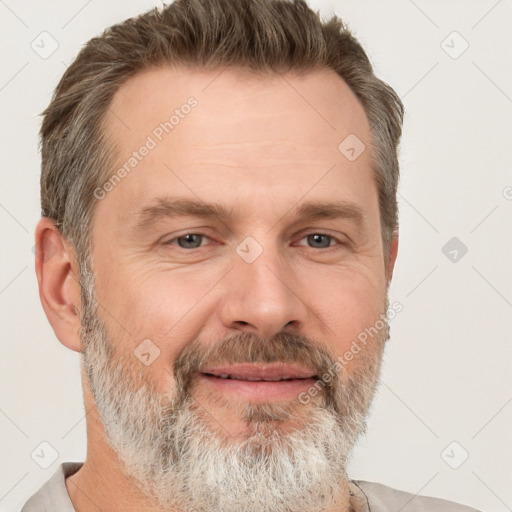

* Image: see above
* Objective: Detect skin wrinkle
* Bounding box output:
[57,67,398,512]
[35,3,406,510]
[79,263,389,511]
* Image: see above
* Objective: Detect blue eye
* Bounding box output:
[166,232,343,251]
[175,234,206,249]
[305,234,335,248]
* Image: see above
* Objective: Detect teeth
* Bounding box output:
[213,374,298,381]
[229,375,262,381]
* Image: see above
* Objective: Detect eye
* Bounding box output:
[297,233,342,249]
[168,233,208,249]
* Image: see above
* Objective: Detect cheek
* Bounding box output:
[93,266,221,382]
[304,265,387,354]
[95,260,215,331]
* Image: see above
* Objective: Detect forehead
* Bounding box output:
[99,66,375,225]
[105,65,370,151]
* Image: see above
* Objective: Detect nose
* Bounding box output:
[217,245,308,339]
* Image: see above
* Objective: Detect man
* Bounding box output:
[23,0,480,510]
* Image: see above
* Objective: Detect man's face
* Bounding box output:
[82,66,394,510]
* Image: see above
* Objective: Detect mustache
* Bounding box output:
[172,331,340,402]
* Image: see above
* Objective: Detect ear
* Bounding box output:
[386,229,399,283]
[35,217,82,352]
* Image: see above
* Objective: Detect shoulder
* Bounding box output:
[21,462,83,512]
[352,480,481,512]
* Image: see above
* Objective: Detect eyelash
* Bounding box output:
[164,232,347,250]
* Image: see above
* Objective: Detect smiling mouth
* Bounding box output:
[197,367,320,402]
[201,372,318,382]
[199,362,318,381]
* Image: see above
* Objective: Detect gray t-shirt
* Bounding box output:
[21,462,481,512]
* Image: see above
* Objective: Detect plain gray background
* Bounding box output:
[1,1,511,511]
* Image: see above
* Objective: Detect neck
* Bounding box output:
[66,404,169,512]
[66,374,169,512]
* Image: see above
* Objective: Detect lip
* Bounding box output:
[197,363,318,402]
[200,362,317,380]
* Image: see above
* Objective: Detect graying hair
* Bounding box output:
[40,0,404,282]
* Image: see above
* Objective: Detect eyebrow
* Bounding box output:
[132,196,365,234]
[133,197,233,234]
[293,201,365,227]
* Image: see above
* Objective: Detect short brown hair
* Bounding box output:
[40,0,403,270]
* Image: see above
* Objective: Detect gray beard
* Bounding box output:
[79,269,388,512]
